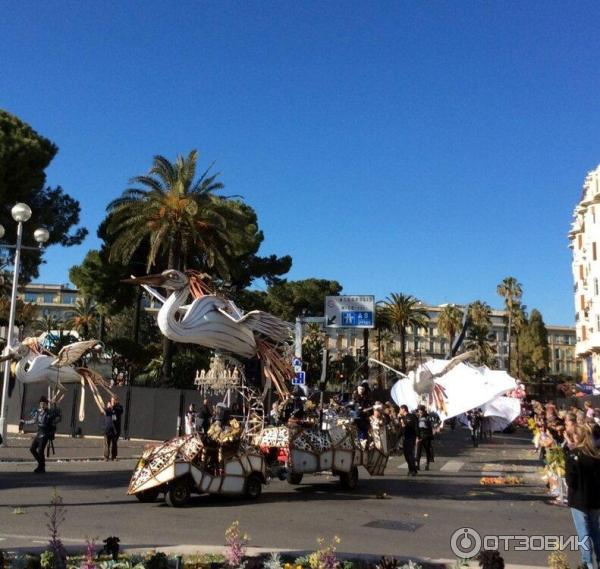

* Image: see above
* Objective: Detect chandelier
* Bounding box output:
[194,353,241,393]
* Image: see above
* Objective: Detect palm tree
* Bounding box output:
[437,304,463,356]
[381,293,429,373]
[497,277,523,373]
[66,296,98,340]
[106,150,236,272]
[511,303,527,378]
[302,323,325,385]
[35,313,62,335]
[106,151,242,382]
[466,301,495,367]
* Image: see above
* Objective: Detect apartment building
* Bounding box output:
[569,164,600,385]
[19,283,79,321]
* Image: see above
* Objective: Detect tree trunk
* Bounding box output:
[515,336,521,379]
[507,307,513,374]
[133,288,142,344]
[400,327,406,373]
[99,314,105,343]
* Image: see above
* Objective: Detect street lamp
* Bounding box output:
[0,203,50,445]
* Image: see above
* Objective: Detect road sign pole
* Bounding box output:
[294,316,303,359]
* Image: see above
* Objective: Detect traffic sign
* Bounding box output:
[292,371,306,385]
[325,295,375,329]
[292,357,302,367]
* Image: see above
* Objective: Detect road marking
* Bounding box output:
[440,460,463,472]
[482,463,502,477]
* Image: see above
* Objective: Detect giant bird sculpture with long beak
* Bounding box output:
[125,270,294,397]
[0,338,112,420]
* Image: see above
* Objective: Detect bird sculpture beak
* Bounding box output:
[121,274,167,286]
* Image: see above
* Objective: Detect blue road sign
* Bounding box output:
[341,311,373,327]
[292,357,302,367]
[292,371,306,385]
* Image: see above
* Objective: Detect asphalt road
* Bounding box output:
[0,428,577,567]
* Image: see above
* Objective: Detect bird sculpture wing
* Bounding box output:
[52,340,101,368]
[428,350,477,380]
[216,308,292,344]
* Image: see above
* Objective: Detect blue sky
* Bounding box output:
[2,1,599,325]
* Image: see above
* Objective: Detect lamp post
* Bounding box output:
[0,203,49,445]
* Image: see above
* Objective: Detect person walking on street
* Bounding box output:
[416,405,435,471]
[184,403,197,435]
[565,426,600,569]
[22,396,56,473]
[399,404,418,476]
[103,396,123,461]
[197,399,212,434]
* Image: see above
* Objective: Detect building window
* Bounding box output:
[594,242,597,261]
[581,265,585,279]
[579,234,583,249]
[594,207,597,223]
[555,348,560,359]
[581,295,586,311]
[583,327,587,341]
[597,315,600,332]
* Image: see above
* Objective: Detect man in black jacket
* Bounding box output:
[416,405,435,471]
[22,396,56,473]
[399,404,418,476]
[196,399,212,434]
[103,396,124,461]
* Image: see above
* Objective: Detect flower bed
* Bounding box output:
[0,494,442,569]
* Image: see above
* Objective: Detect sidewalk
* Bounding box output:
[0,434,156,462]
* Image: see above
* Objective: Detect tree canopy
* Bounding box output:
[518,308,549,380]
[264,279,343,321]
[0,110,87,280]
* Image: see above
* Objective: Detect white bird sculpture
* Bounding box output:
[381,351,517,420]
[126,270,294,397]
[1,338,111,419]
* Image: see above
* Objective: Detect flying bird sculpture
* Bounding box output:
[1,337,112,420]
[125,270,294,397]
[379,351,517,420]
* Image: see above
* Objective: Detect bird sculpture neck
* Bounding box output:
[159,284,193,341]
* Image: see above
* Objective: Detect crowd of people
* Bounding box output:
[529,399,600,569]
[265,381,442,475]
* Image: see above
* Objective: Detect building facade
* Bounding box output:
[318,304,578,380]
[569,164,600,385]
[19,283,79,322]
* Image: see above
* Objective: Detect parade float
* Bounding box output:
[124,270,394,504]
[128,353,269,506]
[257,406,390,489]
